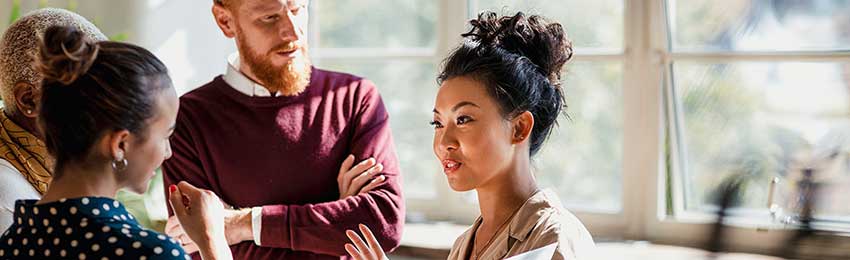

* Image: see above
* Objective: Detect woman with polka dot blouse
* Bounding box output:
[0,25,232,260]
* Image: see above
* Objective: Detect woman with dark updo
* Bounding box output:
[344,11,596,260]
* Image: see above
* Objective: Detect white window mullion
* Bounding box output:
[307,0,321,59]
[619,0,666,240]
[669,51,850,62]
[426,0,478,224]
[311,47,436,60]
[625,0,674,241]
[570,54,626,62]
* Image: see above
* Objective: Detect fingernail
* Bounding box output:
[169,185,176,193]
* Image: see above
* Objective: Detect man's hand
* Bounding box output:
[337,154,386,199]
[166,204,253,253]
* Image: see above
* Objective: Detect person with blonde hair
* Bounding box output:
[0,8,107,232]
[0,24,233,260]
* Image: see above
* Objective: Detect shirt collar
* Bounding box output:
[223,53,279,97]
[507,189,563,242]
[13,197,136,223]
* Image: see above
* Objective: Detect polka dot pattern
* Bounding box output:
[0,197,187,259]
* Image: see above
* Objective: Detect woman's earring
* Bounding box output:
[112,157,128,172]
[25,109,32,115]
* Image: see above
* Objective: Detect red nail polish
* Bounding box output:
[169,185,176,193]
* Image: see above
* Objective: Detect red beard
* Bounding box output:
[237,34,312,96]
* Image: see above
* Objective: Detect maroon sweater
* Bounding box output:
[162,68,404,259]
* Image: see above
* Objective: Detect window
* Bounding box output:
[4,0,848,255]
[666,0,850,223]
[310,0,628,216]
[310,0,441,199]
[312,2,850,248]
[472,0,625,212]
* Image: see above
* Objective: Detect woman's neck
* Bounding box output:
[475,154,539,227]
[38,163,119,204]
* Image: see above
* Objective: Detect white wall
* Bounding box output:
[1,0,237,95]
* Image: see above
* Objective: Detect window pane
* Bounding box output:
[316,59,440,198]
[675,62,850,218]
[474,0,624,50]
[315,0,437,48]
[668,0,850,52]
[537,61,623,211]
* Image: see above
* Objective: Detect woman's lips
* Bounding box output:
[442,159,462,174]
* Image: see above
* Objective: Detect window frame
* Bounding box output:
[653,0,850,255]
[308,0,850,256]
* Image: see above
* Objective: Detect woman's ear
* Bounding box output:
[13,82,39,118]
[511,111,534,144]
[105,130,131,161]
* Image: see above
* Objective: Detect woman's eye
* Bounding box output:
[429,120,443,129]
[456,116,473,125]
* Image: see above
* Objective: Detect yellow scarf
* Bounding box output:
[0,108,53,194]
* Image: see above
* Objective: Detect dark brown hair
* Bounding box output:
[36,25,170,173]
[438,11,573,156]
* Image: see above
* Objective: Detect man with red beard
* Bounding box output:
[161,0,404,259]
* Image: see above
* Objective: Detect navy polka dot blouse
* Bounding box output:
[0,197,188,259]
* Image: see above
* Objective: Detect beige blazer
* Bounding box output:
[447,189,595,260]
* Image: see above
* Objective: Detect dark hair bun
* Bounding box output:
[36,25,100,85]
[463,11,573,85]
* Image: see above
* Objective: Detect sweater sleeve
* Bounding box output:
[257,80,405,256]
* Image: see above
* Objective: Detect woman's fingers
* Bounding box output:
[177,181,202,197]
[358,224,385,259]
[177,233,191,246]
[181,241,199,254]
[345,243,365,260]
[346,229,376,259]
[168,185,187,217]
[165,215,182,234]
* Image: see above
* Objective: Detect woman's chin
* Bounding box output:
[126,183,149,195]
[447,179,475,192]
[126,187,148,195]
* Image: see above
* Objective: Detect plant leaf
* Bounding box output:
[8,0,22,25]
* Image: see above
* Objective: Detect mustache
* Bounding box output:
[269,42,303,53]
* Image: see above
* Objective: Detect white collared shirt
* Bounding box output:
[223,53,280,97]
[223,53,268,245]
[0,159,41,232]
